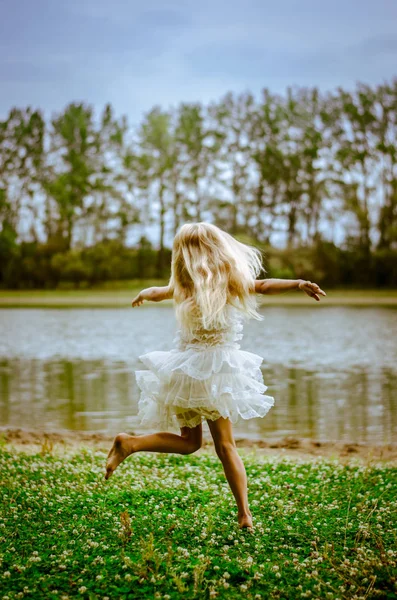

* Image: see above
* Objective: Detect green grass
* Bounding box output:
[0,288,397,308]
[0,448,396,599]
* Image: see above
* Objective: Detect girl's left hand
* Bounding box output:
[298,280,326,301]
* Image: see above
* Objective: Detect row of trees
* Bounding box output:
[1,79,396,288]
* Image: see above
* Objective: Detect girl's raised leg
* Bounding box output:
[105,424,202,480]
[207,417,253,529]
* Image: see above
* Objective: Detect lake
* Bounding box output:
[0,306,396,443]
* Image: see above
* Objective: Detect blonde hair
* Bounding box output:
[169,222,264,331]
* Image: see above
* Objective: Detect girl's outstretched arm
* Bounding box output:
[131,285,173,307]
[255,279,326,302]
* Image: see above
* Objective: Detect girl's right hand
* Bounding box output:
[131,292,144,307]
[131,285,173,307]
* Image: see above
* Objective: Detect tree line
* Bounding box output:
[1,79,396,288]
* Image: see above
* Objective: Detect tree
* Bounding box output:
[210,92,255,233]
[85,103,136,245]
[138,107,176,276]
[330,84,378,256]
[43,103,107,249]
[249,89,287,243]
[374,80,397,250]
[175,103,219,223]
[0,107,45,237]
[290,87,328,244]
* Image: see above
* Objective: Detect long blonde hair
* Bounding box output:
[169,222,264,330]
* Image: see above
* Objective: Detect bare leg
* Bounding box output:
[207,417,253,529]
[105,424,202,480]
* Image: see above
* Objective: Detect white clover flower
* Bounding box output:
[78,587,87,594]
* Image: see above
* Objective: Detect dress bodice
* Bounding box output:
[174,305,244,351]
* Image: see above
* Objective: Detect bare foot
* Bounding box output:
[238,510,253,530]
[105,433,134,480]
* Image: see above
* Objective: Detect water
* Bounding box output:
[0,307,396,443]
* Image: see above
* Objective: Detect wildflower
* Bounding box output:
[78,588,87,594]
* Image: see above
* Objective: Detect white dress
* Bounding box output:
[135,305,275,430]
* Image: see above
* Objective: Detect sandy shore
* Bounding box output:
[1,427,396,464]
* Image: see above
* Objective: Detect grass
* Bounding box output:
[0,446,396,599]
[0,287,397,308]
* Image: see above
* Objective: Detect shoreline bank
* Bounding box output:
[1,289,397,308]
[1,427,396,464]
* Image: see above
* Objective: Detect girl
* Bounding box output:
[105,222,326,529]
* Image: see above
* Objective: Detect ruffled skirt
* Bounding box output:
[135,345,275,430]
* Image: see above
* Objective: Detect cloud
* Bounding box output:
[353,34,397,56]
[0,0,396,123]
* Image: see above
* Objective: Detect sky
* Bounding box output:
[1,0,396,126]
